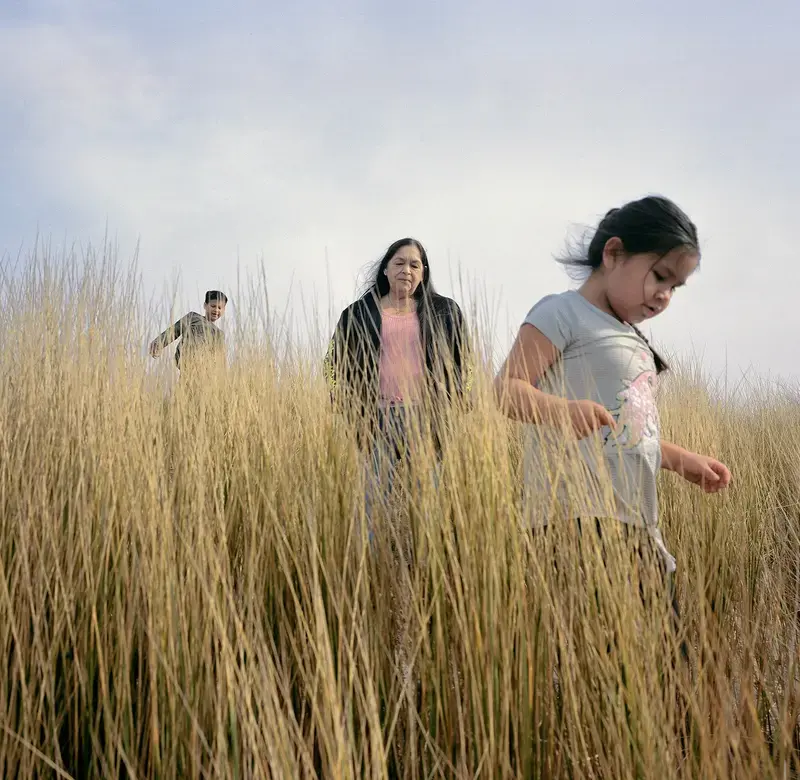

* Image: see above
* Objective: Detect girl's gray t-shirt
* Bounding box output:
[522,291,675,570]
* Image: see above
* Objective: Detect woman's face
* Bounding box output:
[384,245,425,297]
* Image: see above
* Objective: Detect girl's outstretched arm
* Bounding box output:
[660,440,732,493]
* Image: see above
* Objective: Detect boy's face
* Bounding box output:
[204,299,226,322]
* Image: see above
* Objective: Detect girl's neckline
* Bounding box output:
[567,290,662,366]
[568,290,634,331]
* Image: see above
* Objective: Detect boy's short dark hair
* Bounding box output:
[204,290,228,304]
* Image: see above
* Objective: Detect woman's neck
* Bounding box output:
[381,291,416,314]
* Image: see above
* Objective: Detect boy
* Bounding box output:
[149,290,228,371]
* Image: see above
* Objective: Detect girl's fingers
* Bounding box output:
[712,461,732,486]
[600,409,616,429]
[702,470,720,491]
[703,462,735,492]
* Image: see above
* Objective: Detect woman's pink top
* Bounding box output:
[378,312,424,404]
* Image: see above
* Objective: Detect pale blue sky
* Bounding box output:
[1,0,798,382]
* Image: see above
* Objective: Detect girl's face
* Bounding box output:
[384,245,425,298]
[605,244,698,324]
[204,299,226,322]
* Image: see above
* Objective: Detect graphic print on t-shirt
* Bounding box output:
[605,352,659,450]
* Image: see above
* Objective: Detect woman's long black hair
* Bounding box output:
[361,238,435,299]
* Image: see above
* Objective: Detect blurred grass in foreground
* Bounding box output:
[0,247,799,779]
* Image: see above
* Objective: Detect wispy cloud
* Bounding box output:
[1,1,798,380]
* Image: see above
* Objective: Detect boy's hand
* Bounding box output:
[565,399,616,439]
[678,452,732,493]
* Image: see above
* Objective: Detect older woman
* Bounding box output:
[324,238,472,532]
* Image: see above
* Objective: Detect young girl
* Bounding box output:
[494,195,731,575]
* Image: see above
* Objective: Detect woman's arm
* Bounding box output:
[448,300,474,396]
[323,310,347,404]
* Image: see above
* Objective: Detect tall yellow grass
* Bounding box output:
[1,248,799,778]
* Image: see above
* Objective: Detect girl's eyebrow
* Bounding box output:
[658,264,688,287]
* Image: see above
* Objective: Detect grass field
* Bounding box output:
[1,250,799,778]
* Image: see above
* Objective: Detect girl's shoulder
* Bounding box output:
[523,292,580,351]
[524,290,581,322]
[527,291,626,332]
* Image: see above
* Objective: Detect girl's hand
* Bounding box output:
[565,399,616,439]
[677,452,732,493]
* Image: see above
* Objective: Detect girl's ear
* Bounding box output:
[601,237,625,270]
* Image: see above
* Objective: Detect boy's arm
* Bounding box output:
[150,314,188,356]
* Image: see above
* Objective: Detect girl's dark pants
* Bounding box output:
[539,517,688,662]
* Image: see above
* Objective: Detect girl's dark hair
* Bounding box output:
[559,196,694,376]
[205,290,228,304]
[558,195,699,280]
[362,238,435,299]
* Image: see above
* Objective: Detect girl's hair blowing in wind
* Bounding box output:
[558,196,700,281]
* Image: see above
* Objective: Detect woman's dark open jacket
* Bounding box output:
[324,290,473,448]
